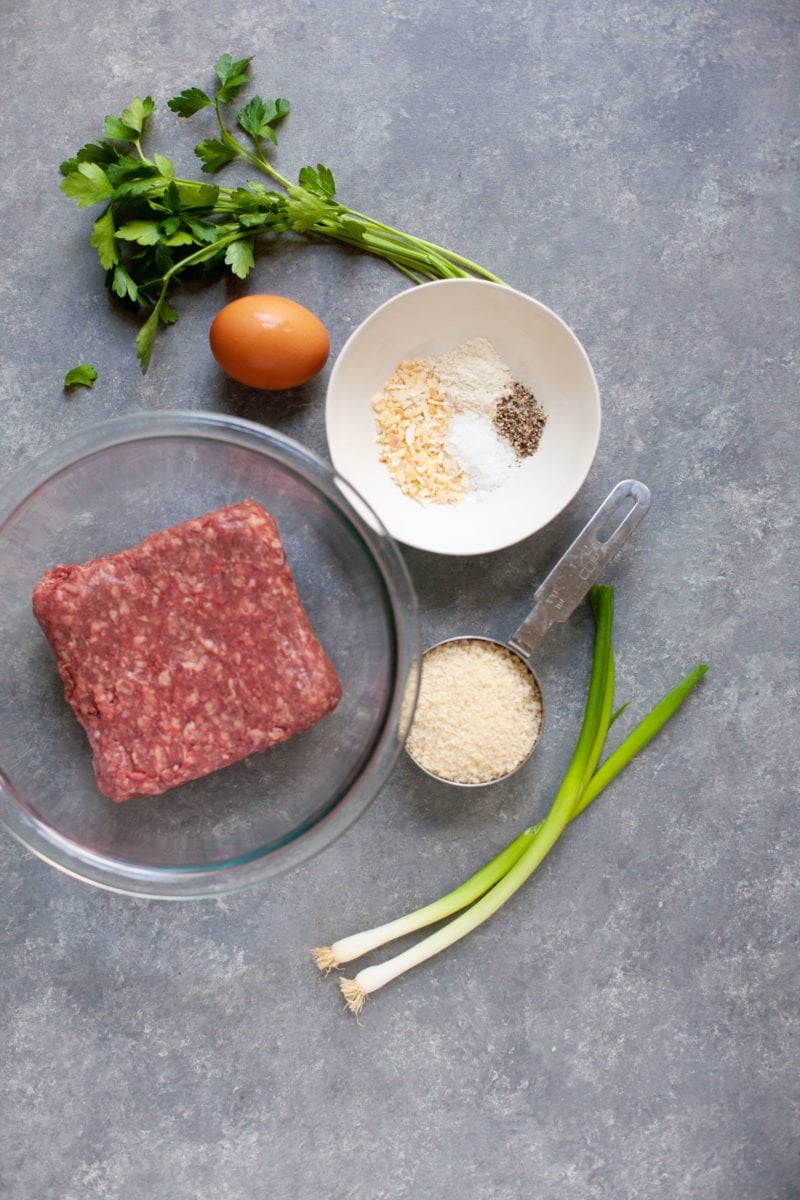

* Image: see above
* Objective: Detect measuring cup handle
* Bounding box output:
[508,480,650,662]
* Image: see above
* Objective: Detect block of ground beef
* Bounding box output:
[32,500,341,802]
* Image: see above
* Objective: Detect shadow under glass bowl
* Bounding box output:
[0,412,419,899]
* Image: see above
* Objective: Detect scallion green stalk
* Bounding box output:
[311,826,538,973]
[571,662,708,818]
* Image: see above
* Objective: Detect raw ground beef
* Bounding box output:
[32,500,341,801]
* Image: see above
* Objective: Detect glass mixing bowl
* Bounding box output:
[0,412,419,898]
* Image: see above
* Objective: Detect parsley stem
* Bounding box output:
[250,152,292,192]
[136,230,250,292]
[222,134,505,285]
[343,208,507,284]
[215,114,293,188]
[317,219,465,278]
[384,260,427,285]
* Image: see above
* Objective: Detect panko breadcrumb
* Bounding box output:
[372,358,465,505]
[406,639,543,784]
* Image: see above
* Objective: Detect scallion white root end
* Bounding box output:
[340,977,369,1016]
[311,946,340,974]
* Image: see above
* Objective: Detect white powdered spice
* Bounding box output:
[432,337,513,417]
[445,411,517,499]
[406,639,543,784]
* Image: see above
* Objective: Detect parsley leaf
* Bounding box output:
[164,230,195,246]
[104,115,137,141]
[60,162,115,207]
[60,142,119,176]
[90,208,119,268]
[115,220,162,245]
[195,138,237,173]
[154,152,175,180]
[103,97,155,142]
[183,216,220,243]
[238,209,288,230]
[297,164,336,200]
[230,183,282,208]
[224,237,255,279]
[112,264,139,302]
[121,97,155,134]
[286,182,333,232]
[237,96,290,146]
[160,300,179,325]
[168,87,212,118]
[64,364,98,389]
[175,182,220,209]
[136,303,162,373]
[213,54,253,103]
[160,181,183,214]
[152,243,175,276]
[105,157,160,188]
[113,175,167,200]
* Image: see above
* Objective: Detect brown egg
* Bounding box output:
[209,295,330,389]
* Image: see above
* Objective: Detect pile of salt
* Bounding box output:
[445,412,517,499]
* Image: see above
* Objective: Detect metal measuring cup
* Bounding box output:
[405,479,651,785]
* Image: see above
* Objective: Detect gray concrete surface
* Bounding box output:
[1,2,798,1197]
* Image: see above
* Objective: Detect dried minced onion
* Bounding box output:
[372,358,465,504]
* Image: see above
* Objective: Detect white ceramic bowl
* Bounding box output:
[325,279,601,555]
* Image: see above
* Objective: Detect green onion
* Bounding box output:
[313,587,708,1016]
[311,826,539,973]
[576,661,709,811]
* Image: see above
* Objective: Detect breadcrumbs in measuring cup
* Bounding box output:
[406,639,543,784]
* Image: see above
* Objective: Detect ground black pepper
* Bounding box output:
[494,382,547,459]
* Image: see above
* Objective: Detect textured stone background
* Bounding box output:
[1,2,797,1197]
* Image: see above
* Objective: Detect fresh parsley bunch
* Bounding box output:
[60,54,504,372]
